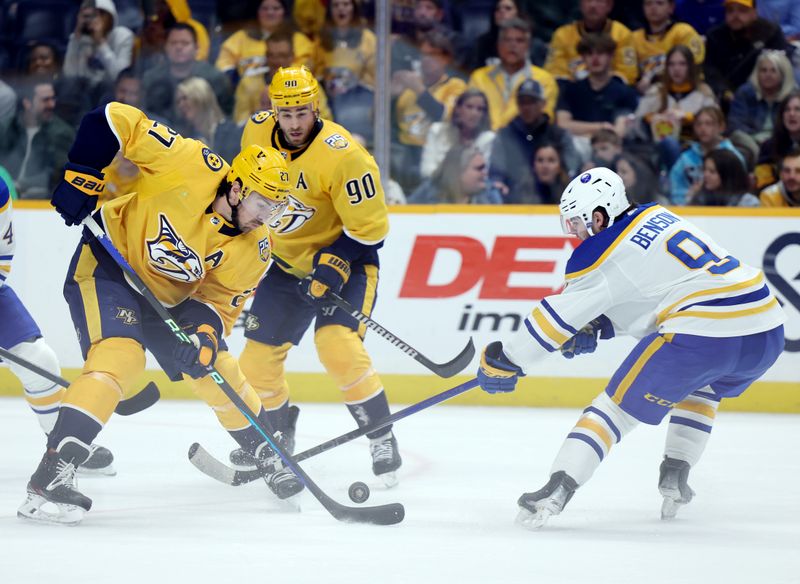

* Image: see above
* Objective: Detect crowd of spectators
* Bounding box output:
[1,0,799,208]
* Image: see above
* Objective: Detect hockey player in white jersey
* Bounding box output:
[0,174,114,474]
[476,167,786,528]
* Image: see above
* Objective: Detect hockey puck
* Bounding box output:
[348,481,370,503]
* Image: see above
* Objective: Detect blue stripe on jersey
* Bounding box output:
[679,285,770,312]
[583,406,622,442]
[0,272,6,281]
[30,406,60,415]
[565,204,656,275]
[541,299,578,334]
[567,432,605,460]
[524,318,556,352]
[0,255,13,261]
[669,416,713,433]
[0,178,9,207]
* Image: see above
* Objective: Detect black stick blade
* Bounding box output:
[421,337,476,378]
[329,503,405,526]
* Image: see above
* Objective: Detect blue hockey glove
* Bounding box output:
[51,163,105,226]
[298,248,351,307]
[174,324,219,379]
[477,341,524,394]
[561,315,615,359]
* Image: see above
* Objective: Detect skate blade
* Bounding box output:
[515,506,553,530]
[77,464,117,477]
[377,472,399,488]
[17,493,85,526]
[660,497,683,520]
[274,493,302,513]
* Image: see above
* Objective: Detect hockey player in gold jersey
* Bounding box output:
[239,65,402,486]
[18,103,301,526]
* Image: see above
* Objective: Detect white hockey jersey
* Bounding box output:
[505,204,786,373]
[0,177,13,289]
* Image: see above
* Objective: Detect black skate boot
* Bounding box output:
[369,431,402,488]
[18,439,93,526]
[516,471,579,529]
[230,405,300,468]
[255,440,304,503]
[659,456,695,520]
[77,444,116,476]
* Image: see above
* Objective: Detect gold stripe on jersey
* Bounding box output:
[661,297,779,322]
[656,273,764,324]
[241,113,389,274]
[532,307,569,346]
[101,103,271,336]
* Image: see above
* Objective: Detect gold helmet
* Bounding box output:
[228,145,290,203]
[269,65,320,110]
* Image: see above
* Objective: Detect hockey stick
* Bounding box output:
[0,345,160,416]
[270,253,475,378]
[82,215,403,525]
[189,377,480,486]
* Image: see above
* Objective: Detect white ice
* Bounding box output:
[1,397,798,584]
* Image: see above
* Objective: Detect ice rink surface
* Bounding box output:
[1,397,798,584]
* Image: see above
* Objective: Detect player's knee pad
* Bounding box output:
[315,325,382,403]
[7,337,61,394]
[9,338,64,431]
[62,337,146,425]
[190,351,262,431]
[238,340,291,409]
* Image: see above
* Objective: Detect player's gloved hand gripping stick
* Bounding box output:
[81,215,404,526]
[271,252,475,378]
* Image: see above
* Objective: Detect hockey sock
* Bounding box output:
[663,388,720,466]
[47,407,103,450]
[550,392,639,485]
[228,407,284,455]
[7,338,63,434]
[346,389,393,439]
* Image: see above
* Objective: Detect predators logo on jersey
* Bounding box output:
[324,134,349,150]
[147,214,204,282]
[270,194,315,234]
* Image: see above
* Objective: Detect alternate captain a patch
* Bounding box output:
[146,214,204,282]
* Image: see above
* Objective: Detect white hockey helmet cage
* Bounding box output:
[559,167,629,236]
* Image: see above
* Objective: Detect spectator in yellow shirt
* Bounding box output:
[632,0,705,94]
[759,148,800,207]
[469,18,558,130]
[314,0,376,89]
[546,0,638,85]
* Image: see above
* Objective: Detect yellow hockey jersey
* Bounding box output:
[241,111,388,275]
[631,22,705,83]
[395,75,466,146]
[468,64,558,130]
[546,20,638,84]
[215,30,314,79]
[100,103,272,335]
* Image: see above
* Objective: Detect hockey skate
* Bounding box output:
[77,444,116,477]
[229,405,300,469]
[369,431,402,488]
[18,440,93,526]
[658,456,695,520]
[516,471,579,530]
[255,440,304,509]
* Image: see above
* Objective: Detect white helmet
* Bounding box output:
[559,167,629,237]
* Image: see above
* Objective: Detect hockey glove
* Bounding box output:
[477,341,524,394]
[298,248,351,307]
[561,315,615,359]
[51,163,105,226]
[173,324,219,379]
